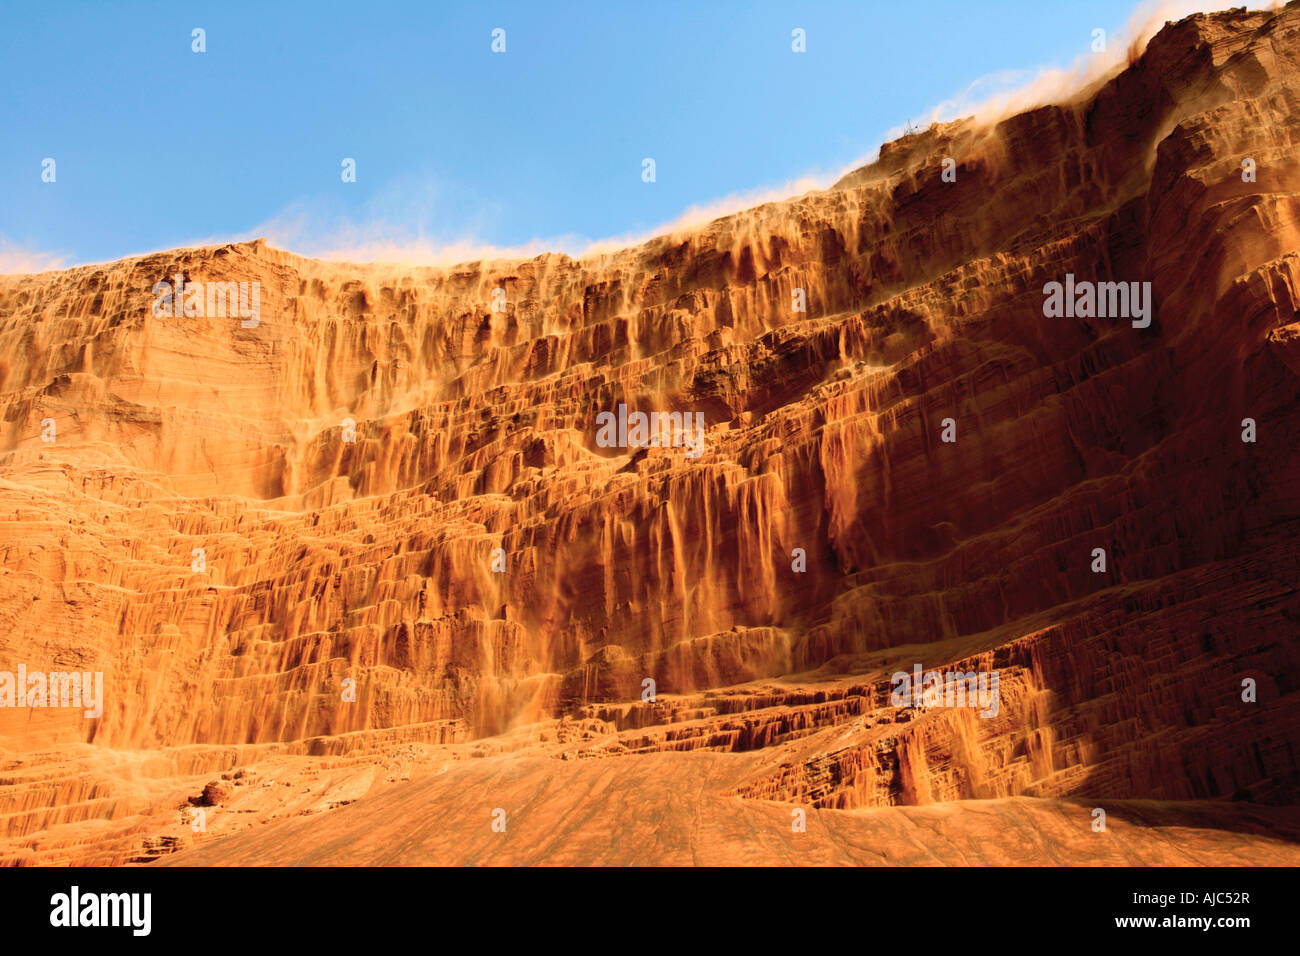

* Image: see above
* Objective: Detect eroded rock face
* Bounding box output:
[2,4,1300,866]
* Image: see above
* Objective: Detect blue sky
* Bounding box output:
[0,0,1195,268]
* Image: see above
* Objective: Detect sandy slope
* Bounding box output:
[3,4,1300,865]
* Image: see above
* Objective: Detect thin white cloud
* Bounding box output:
[0,235,69,275]
[833,0,1281,180]
[34,0,1283,272]
[271,0,1277,269]
[245,170,834,268]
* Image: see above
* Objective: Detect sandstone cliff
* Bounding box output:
[2,4,1300,865]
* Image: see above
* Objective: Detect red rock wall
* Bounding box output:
[2,3,1299,863]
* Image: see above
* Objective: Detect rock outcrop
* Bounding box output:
[2,3,1299,866]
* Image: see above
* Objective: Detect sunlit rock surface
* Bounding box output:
[3,4,1300,866]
